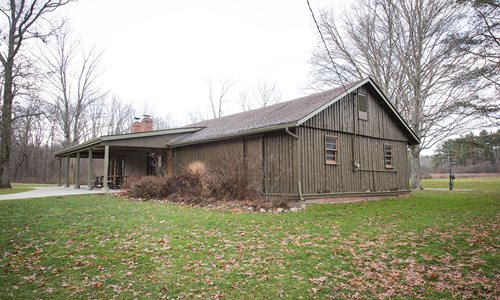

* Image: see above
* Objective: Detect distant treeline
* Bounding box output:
[431,130,500,174]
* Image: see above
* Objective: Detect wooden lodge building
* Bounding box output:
[55,78,419,199]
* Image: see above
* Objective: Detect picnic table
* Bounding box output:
[94,175,127,189]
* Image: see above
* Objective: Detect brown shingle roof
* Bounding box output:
[171,78,419,146]
[175,80,362,144]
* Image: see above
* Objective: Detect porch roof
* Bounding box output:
[54,127,202,158]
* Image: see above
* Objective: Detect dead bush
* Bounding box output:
[127,163,207,200]
[165,171,205,197]
[126,154,297,210]
[128,176,169,199]
[122,176,141,190]
[205,156,258,200]
[187,161,206,177]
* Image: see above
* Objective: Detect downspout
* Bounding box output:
[285,127,304,202]
[352,91,359,172]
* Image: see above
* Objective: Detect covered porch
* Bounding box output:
[54,128,201,190]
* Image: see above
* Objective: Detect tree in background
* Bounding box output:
[254,79,282,108]
[0,0,73,188]
[207,78,236,119]
[238,79,283,112]
[310,0,499,189]
[452,0,499,124]
[41,24,105,147]
[432,130,500,172]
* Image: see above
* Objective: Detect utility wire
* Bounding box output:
[306,0,349,95]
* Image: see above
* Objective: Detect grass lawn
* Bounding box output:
[0,179,498,299]
[422,176,500,191]
[11,183,57,188]
[0,182,56,195]
[0,187,33,195]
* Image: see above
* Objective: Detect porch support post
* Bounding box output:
[103,145,109,190]
[87,148,93,190]
[74,152,81,189]
[65,155,70,188]
[57,157,62,186]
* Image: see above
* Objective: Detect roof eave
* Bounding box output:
[168,122,298,147]
[367,79,420,144]
[54,127,205,158]
[297,78,420,145]
[101,127,203,142]
[54,138,102,157]
[296,78,372,126]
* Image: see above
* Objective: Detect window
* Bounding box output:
[358,92,368,120]
[325,136,338,164]
[384,145,393,169]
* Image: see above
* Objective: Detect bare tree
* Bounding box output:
[208,78,236,118]
[42,24,105,146]
[86,93,106,138]
[154,112,176,130]
[310,0,498,189]
[11,98,44,181]
[136,102,176,130]
[237,80,283,112]
[186,108,208,124]
[455,0,499,87]
[254,79,282,107]
[238,88,253,112]
[451,0,500,123]
[0,0,72,187]
[104,95,134,135]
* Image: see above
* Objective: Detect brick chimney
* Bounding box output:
[131,117,141,133]
[141,115,153,132]
[131,115,153,133]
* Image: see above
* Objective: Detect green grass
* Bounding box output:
[0,187,33,195]
[422,176,500,191]
[0,182,56,195]
[0,180,498,299]
[12,182,56,188]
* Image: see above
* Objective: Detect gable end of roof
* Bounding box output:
[297,78,420,145]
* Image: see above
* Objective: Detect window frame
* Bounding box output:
[358,92,368,121]
[325,135,339,165]
[384,144,393,169]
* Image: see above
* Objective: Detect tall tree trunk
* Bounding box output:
[410,144,422,190]
[0,61,14,188]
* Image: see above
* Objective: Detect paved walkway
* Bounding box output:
[423,188,474,192]
[0,186,122,201]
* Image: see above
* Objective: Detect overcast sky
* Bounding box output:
[57,0,344,125]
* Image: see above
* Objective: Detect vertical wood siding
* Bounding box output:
[304,86,408,141]
[262,133,297,194]
[173,139,244,173]
[173,133,297,195]
[299,85,410,195]
[298,128,409,194]
[171,84,412,196]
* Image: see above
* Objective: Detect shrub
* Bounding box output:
[165,171,205,197]
[187,161,206,177]
[205,156,258,200]
[128,176,169,199]
[127,163,206,199]
[127,155,286,207]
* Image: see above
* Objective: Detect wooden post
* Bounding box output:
[65,155,70,188]
[57,158,62,186]
[74,152,81,189]
[87,148,93,190]
[103,145,109,190]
